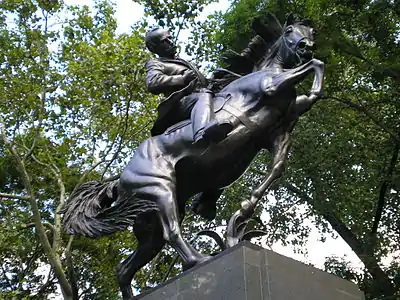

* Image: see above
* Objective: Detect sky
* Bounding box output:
[62,0,365,272]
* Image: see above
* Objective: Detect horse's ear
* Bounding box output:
[284,13,295,26]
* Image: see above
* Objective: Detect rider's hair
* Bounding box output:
[145,27,163,53]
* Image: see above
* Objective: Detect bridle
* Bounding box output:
[281,26,314,67]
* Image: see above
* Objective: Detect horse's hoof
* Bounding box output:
[240,199,252,212]
[182,255,213,271]
[309,89,326,99]
[192,135,209,147]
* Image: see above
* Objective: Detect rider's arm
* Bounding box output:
[146,59,187,95]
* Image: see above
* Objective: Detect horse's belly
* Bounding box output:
[176,137,259,192]
[210,142,259,187]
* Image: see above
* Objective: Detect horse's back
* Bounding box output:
[119,137,173,192]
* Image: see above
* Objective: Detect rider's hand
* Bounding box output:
[183,70,197,84]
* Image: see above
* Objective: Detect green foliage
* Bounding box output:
[133,0,216,39]
[188,0,400,298]
[1,0,399,299]
[1,0,156,298]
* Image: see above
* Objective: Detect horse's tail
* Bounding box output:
[62,180,158,238]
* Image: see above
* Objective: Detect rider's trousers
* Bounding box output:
[189,89,214,138]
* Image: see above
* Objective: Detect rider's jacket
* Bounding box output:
[145,57,208,136]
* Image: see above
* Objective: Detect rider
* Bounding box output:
[145,27,232,144]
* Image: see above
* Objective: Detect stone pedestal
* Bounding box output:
[137,241,364,300]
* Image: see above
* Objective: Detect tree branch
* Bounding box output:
[0,193,30,201]
[65,236,79,300]
[369,143,399,245]
[101,99,131,180]
[0,117,73,298]
[35,271,57,298]
[17,242,41,290]
[1,264,14,290]
[330,96,400,145]
[334,42,400,82]
[285,183,395,295]
[48,162,66,251]
[102,174,120,182]
[22,222,56,234]
[70,128,122,195]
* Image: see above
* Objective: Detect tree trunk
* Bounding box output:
[285,184,395,297]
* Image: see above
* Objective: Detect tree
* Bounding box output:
[2,0,399,299]
[0,0,155,298]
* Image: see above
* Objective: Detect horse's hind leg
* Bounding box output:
[117,219,165,300]
[120,158,210,273]
[152,181,211,267]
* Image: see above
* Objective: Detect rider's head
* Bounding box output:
[145,28,177,58]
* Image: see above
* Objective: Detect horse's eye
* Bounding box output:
[285,26,293,33]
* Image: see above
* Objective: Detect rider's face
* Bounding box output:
[156,30,177,58]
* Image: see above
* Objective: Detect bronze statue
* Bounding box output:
[62,13,324,299]
[145,28,233,145]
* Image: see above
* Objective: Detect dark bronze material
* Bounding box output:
[62,13,324,299]
[145,28,233,144]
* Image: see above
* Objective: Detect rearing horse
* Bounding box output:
[62,15,324,299]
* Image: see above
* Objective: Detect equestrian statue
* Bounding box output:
[62,13,325,299]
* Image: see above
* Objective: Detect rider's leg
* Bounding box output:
[191,89,233,144]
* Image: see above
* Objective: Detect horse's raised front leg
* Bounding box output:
[263,58,324,96]
[295,93,321,116]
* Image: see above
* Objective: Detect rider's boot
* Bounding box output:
[191,89,233,145]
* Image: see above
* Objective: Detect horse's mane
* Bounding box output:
[255,36,283,71]
[227,13,284,74]
[209,13,283,91]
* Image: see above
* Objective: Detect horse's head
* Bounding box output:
[280,14,315,68]
[256,14,316,70]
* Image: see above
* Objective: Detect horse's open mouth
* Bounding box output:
[298,50,314,62]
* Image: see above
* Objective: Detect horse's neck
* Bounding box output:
[266,45,297,70]
[259,54,286,72]
[266,55,284,70]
